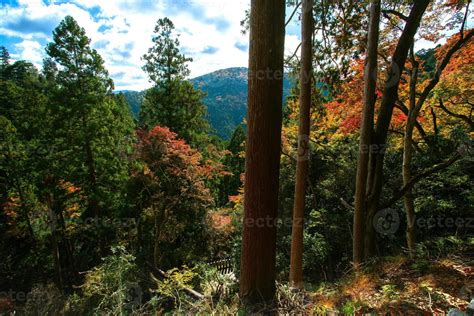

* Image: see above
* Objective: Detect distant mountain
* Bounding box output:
[115,90,144,117]
[118,67,293,139]
[190,67,292,139]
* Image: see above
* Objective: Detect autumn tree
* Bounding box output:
[239,0,286,306]
[131,126,213,267]
[401,18,473,256]
[356,0,431,260]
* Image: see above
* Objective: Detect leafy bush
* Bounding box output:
[78,246,141,315]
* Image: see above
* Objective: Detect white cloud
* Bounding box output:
[1,0,304,90]
[14,40,43,65]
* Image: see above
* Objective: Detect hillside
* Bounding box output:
[191,67,292,138]
[115,90,144,117]
[120,67,292,139]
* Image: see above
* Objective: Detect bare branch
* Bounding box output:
[382,9,409,21]
[285,41,302,63]
[381,151,462,209]
[286,1,302,27]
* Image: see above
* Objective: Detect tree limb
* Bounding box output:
[381,151,462,209]
[438,98,474,131]
[395,100,427,138]
[286,42,302,63]
[382,9,409,21]
[286,1,302,27]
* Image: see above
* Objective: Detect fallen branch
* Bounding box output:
[146,262,204,300]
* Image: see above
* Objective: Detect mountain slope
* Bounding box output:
[116,90,144,117]
[119,67,293,139]
[190,67,292,139]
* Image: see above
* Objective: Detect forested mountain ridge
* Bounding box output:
[120,67,292,138]
[191,67,292,138]
[115,90,144,117]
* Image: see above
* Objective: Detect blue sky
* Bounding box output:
[0,0,302,90]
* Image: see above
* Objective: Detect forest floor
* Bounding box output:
[304,243,474,315]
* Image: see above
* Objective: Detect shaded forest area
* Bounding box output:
[0,0,473,314]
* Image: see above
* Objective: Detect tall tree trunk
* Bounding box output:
[403,47,419,258]
[154,206,167,267]
[363,0,430,260]
[289,0,313,286]
[353,0,380,268]
[44,184,63,290]
[15,181,35,243]
[57,208,78,284]
[239,0,285,306]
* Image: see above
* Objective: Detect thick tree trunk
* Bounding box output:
[353,0,380,268]
[289,0,313,287]
[363,0,430,260]
[239,0,285,306]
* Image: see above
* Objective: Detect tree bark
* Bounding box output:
[353,0,380,268]
[363,0,430,260]
[403,47,419,257]
[239,0,285,306]
[44,183,63,290]
[289,0,313,286]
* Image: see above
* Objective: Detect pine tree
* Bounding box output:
[0,46,9,69]
[45,15,133,223]
[219,124,245,205]
[140,17,209,146]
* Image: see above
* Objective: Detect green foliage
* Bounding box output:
[195,264,237,300]
[0,46,10,69]
[341,300,359,315]
[140,18,209,147]
[381,284,399,300]
[140,81,209,147]
[190,67,291,139]
[142,17,191,84]
[119,90,144,117]
[152,266,196,307]
[45,15,134,219]
[218,124,245,205]
[1,5,473,315]
[23,283,65,315]
[79,246,141,315]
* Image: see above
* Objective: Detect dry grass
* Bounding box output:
[309,253,473,314]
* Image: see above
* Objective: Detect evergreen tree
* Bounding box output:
[140,18,209,146]
[219,124,245,205]
[45,15,134,225]
[0,46,10,80]
[0,46,9,68]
